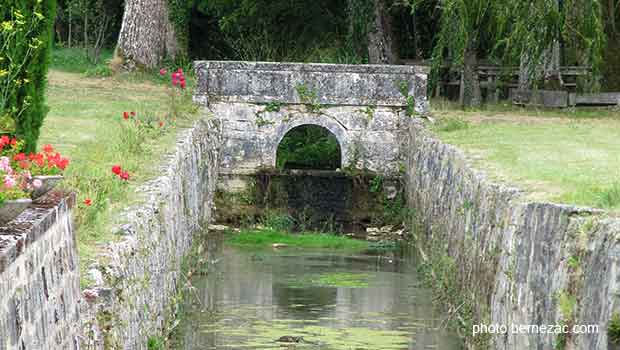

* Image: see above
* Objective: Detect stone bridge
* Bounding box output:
[194,61,429,186]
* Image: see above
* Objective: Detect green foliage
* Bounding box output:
[417,232,491,349]
[1,0,57,152]
[295,83,323,113]
[56,0,123,63]
[378,192,411,226]
[409,0,496,89]
[261,210,295,232]
[397,80,417,116]
[369,175,383,193]
[567,255,580,270]
[147,336,165,350]
[344,0,374,62]
[51,47,114,73]
[264,102,281,113]
[361,105,376,122]
[195,0,350,62]
[557,291,576,321]
[167,0,194,56]
[276,125,341,170]
[494,0,605,89]
[608,313,620,344]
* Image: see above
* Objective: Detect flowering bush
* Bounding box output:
[0,136,22,158]
[159,67,197,121]
[0,156,40,205]
[171,68,186,89]
[13,143,69,176]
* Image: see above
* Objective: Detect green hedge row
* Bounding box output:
[1,0,57,152]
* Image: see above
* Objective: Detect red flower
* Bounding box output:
[123,112,130,120]
[10,138,16,146]
[159,68,167,76]
[13,153,26,161]
[43,144,54,153]
[34,153,44,167]
[18,160,30,169]
[112,165,122,175]
[130,111,136,116]
[119,171,130,181]
[159,121,164,127]
[57,158,70,170]
[84,198,92,206]
[177,68,183,74]
[180,80,186,89]
[0,136,9,145]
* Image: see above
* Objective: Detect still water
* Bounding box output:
[173,236,462,350]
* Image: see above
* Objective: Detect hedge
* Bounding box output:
[1,0,57,152]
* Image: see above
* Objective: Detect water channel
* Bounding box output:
[173,234,462,350]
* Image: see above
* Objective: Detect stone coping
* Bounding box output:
[194,60,430,108]
[0,191,75,274]
[195,60,430,75]
[221,169,403,179]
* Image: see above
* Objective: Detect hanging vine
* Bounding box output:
[345,0,375,62]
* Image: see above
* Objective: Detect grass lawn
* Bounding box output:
[431,100,620,210]
[41,63,197,284]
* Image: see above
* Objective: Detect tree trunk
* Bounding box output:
[116,0,179,70]
[68,5,72,48]
[609,0,616,34]
[83,4,88,48]
[367,0,398,64]
[461,48,481,107]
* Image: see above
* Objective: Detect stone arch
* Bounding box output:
[268,116,351,169]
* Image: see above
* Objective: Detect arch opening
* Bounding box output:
[275,125,342,170]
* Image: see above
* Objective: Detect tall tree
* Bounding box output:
[496,0,605,90]
[367,0,398,64]
[410,0,497,107]
[115,0,181,69]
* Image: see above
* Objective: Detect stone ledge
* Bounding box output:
[0,191,76,275]
[195,60,430,74]
[194,60,429,109]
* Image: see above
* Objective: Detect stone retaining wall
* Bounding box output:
[405,122,620,350]
[0,192,79,350]
[80,118,221,349]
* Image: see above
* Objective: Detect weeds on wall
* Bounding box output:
[415,230,492,349]
[608,313,620,344]
[397,80,417,117]
[295,83,324,114]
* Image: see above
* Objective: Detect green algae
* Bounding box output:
[201,319,412,349]
[226,228,369,250]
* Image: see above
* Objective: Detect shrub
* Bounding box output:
[261,210,295,232]
[1,0,57,152]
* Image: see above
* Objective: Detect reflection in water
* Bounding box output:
[174,236,462,350]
